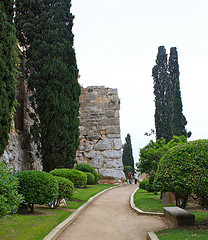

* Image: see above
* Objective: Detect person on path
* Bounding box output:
[126,172,133,184]
[134,171,139,184]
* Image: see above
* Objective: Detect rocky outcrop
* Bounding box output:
[76,86,125,183]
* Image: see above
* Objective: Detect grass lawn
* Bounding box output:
[134,188,208,239]
[0,184,115,240]
[134,188,175,213]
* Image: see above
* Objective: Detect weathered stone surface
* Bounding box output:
[76,86,125,183]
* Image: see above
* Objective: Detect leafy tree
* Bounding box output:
[15,0,81,171]
[154,140,208,209]
[0,162,23,217]
[122,133,134,171]
[137,135,187,175]
[15,170,58,212]
[152,46,172,142]
[0,1,18,156]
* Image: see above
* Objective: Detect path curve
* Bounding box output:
[57,184,170,240]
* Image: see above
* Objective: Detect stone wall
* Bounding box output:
[0,73,42,173]
[76,86,125,183]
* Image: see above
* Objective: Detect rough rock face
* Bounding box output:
[76,86,125,183]
[0,75,42,173]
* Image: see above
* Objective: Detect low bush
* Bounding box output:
[139,179,149,191]
[50,168,87,187]
[85,172,95,185]
[48,176,74,208]
[75,163,99,184]
[15,170,58,212]
[0,162,23,217]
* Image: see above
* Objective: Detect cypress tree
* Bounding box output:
[15,0,81,171]
[168,47,187,137]
[152,46,172,142]
[0,1,17,156]
[122,134,134,171]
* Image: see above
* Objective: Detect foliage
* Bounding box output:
[15,0,81,171]
[122,133,134,171]
[139,179,149,191]
[75,163,99,184]
[123,166,133,176]
[84,172,95,185]
[48,176,74,208]
[137,135,187,174]
[152,46,188,142]
[0,1,18,156]
[15,170,58,212]
[169,47,189,138]
[154,140,208,209]
[152,46,172,142]
[50,168,87,188]
[0,162,23,217]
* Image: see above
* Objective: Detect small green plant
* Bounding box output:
[75,163,99,184]
[50,168,87,187]
[0,162,23,217]
[15,170,58,212]
[85,172,95,185]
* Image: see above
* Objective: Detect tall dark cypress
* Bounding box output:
[15,0,81,171]
[122,134,134,171]
[169,47,187,137]
[152,46,172,142]
[0,1,17,156]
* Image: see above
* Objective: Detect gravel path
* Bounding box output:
[58,184,170,240]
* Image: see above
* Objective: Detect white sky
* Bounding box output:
[71,0,208,163]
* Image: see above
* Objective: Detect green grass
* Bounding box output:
[0,184,115,240]
[134,188,208,239]
[134,188,175,213]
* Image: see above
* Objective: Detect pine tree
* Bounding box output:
[15,0,81,171]
[168,47,188,137]
[152,46,172,142]
[0,1,17,156]
[122,134,134,171]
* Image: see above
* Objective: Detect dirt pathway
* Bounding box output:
[58,184,170,240]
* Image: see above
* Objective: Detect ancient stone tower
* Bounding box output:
[76,86,125,183]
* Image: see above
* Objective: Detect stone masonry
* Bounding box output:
[76,86,126,183]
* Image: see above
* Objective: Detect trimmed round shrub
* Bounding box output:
[139,179,149,191]
[0,162,23,217]
[75,163,99,184]
[15,170,58,212]
[50,168,87,187]
[85,172,95,185]
[54,176,74,200]
[48,176,74,209]
[154,139,208,208]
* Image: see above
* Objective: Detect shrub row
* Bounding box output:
[75,163,100,184]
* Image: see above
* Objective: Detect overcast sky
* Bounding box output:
[71,0,208,163]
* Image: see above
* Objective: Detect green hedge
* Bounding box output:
[0,162,23,217]
[85,172,95,185]
[15,170,58,212]
[75,163,99,184]
[54,176,74,200]
[50,169,87,187]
